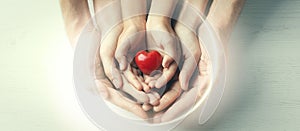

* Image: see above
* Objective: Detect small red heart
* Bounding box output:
[135,50,163,75]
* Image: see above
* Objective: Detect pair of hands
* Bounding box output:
[60,0,244,122]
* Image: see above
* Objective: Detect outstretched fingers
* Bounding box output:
[155,60,177,89]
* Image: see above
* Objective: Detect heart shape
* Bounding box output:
[135,50,163,75]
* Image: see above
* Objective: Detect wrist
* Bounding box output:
[146,15,172,31]
[147,15,170,25]
[123,15,146,29]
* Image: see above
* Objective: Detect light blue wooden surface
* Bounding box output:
[0,0,299,131]
[176,0,300,130]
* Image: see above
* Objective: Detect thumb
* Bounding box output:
[162,55,173,68]
[115,42,130,71]
[179,56,198,91]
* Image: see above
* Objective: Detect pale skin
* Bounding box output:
[60,0,149,119]
[60,0,245,122]
[159,0,245,121]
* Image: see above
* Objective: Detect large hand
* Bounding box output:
[60,0,149,119]
[175,23,201,91]
[95,48,148,119]
[115,17,147,91]
[174,0,209,91]
[114,0,148,91]
[149,0,207,113]
[159,43,211,122]
[156,0,245,122]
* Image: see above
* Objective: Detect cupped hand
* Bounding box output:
[175,22,201,91]
[60,0,150,119]
[159,42,211,122]
[95,47,148,119]
[155,0,245,122]
[115,16,147,91]
[145,16,181,90]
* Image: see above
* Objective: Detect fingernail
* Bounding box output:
[113,79,121,89]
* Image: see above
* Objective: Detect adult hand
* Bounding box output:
[156,0,245,122]
[145,16,181,90]
[115,0,148,91]
[95,0,124,89]
[143,0,181,90]
[95,47,148,119]
[148,0,207,113]
[60,0,149,118]
[159,43,211,122]
[174,0,208,91]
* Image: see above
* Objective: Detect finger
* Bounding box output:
[115,37,131,70]
[162,55,173,68]
[142,103,152,111]
[107,87,148,119]
[121,75,149,103]
[162,36,181,64]
[155,62,177,89]
[143,82,151,93]
[132,68,141,76]
[136,75,151,93]
[179,56,198,91]
[153,81,182,112]
[148,81,156,89]
[161,87,198,122]
[147,92,160,106]
[100,25,123,89]
[144,73,161,84]
[123,65,143,90]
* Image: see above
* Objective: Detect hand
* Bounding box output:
[174,0,209,91]
[114,0,148,91]
[156,0,245,122]
[115,17,147,91]
[145,16,181,90]
[95,1,124,89]
[159,43,211,122]
[95,47,148,119]
[60,0,149,119]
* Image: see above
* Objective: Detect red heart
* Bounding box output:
[135,50,163,75]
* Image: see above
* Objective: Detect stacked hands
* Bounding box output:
[96,0,205,122]
[60,0,244,123]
